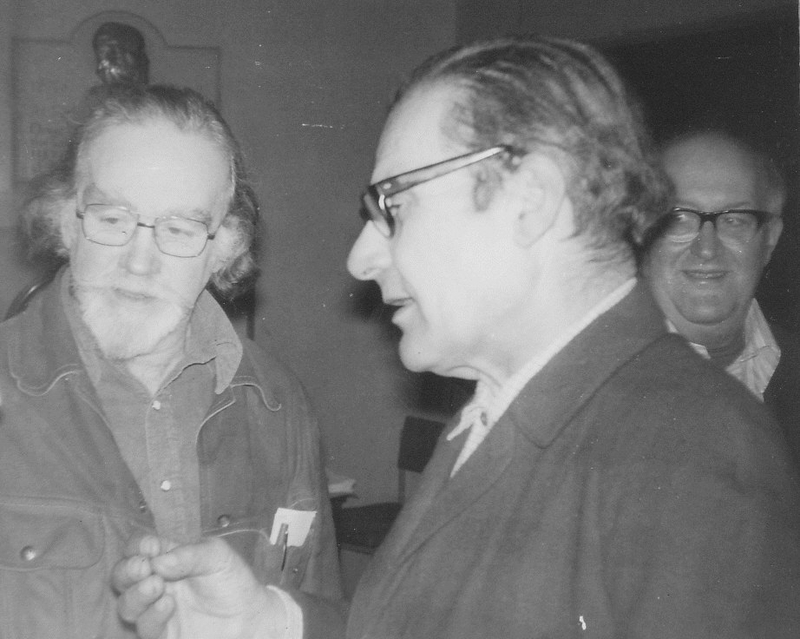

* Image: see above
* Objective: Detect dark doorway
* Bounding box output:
[604,6,800,329]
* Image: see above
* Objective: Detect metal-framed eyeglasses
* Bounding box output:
[660,206,776,246]
[76,204,217,258]
[360,145,515,238]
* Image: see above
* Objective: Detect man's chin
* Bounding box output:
[398,333,442,374]
[77,287,188,360]
[675,299,739,327]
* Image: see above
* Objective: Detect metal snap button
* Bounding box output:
[20,546,37,561]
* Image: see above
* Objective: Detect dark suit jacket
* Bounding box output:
[764,322,800,471]
[347,283,800,639]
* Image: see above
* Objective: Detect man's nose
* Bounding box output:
[690,220,722,259]
[121,224,161,274]
[347,222,391,281]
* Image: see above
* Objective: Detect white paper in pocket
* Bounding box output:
[269,508,316,547]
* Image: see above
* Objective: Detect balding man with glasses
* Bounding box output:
[642,129,800,468]
[0,85,342,638]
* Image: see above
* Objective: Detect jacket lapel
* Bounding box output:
[388,417,516,564]
[386,282,670,564]
[509,282,670,448]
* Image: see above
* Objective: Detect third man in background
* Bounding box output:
[643,130,800,466]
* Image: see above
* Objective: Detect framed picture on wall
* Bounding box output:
[13,10,221,185]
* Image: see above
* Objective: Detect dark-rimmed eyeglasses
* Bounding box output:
[660,207,776,246]
[360,145,515,238]
[76,204,216,258]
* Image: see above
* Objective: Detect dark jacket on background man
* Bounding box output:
[765,322,800,470]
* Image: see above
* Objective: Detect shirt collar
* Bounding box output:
[739,300,780,362]
[666,299,780,399]
[185,292,243,394]
[448,277,637,443]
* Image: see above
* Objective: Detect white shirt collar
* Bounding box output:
[666,299,780,400]
[448,278,637,475]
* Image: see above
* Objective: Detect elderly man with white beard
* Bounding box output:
[0,85,342,639]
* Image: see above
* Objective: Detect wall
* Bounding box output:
[0,0,794,509]
[1,0,456,505]
[457,0,795,44]
[234,2,459,504]
[0,0,36,314]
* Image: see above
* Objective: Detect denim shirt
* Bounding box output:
[0,270,342,638]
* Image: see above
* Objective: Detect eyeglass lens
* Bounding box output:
[359,146,512,239]
[80,205,212,257]
[664,209,764,245]
[360,189,393,238]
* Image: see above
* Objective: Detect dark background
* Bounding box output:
[605,6,799,330]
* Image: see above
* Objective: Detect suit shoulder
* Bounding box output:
[602,334,792,474]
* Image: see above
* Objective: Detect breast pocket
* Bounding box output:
[205,512,314,590]
[0,497,115,639]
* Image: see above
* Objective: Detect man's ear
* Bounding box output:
[508,152,568,248]
[59,199,80,251]
[209,223,243,274]
[763,216,783,265]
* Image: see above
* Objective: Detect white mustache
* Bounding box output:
[76,280,186,309]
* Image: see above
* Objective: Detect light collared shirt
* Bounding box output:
[667,300,780,401]
[448,278,637,475]
[63,272,243,542]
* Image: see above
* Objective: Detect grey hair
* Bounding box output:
[660,128,787,215]
[392,36,672,264]
[21,84,259,298]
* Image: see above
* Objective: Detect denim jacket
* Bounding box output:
[0,274,341,638]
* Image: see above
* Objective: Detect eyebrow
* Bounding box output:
[80,183,128,207]
[674,200,757,211]
[176,209,214,224]
[81,183,214,223]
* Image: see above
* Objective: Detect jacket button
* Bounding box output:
[20,546,37,561]
[217,514,231,528]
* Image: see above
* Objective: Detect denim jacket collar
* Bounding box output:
[7,267,279,410]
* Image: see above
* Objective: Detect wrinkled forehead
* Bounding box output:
[662,136,768,209]
[373,83,467,181]
[75,120,233,219]
[78,118,233,188]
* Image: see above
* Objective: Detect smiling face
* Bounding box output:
[64,119,233,360]
[347,83,539,382]
[643,133,783,349]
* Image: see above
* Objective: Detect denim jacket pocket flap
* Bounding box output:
[0,498,104,570]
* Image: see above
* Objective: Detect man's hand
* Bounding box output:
[113,534,289,639]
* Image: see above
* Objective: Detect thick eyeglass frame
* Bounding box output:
[661,206,776,245]
[360,145,516,238]
[76,204,217,258]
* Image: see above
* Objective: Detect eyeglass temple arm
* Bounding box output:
[376,145,512,198]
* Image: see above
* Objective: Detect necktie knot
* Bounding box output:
[447,385,491,441]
